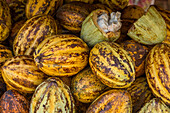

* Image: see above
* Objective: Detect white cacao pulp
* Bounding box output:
[97,12,122,33]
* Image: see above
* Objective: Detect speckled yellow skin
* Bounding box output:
[34,34,89,77]
[13,15,58,56]
[138,98,170,113]
[145,43,170,105]
[30,77,76,113]
[0,0,12,41]
[71,67,106,103]
[86,89,132,113]
[89,41,135,88]
[99,0,129,11]
[26,0,63,19]
[127,77,153,113]
[1,55,47,94]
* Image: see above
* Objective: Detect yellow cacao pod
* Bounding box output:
[34,34,89,77]
[64,0,94,4]
[30,77,76,113]
[86,89,132,113]
[89,41,135,88]
[1,55,47,94]
[145,43,170,105]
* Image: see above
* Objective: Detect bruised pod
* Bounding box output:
[1,55,47,94]
[89,41,135,88]
[86,89,132,113]
[34,34,89,77]
[145,43,170,105]
[0,90,29,113]
[13,15,58,56]
[30,77,76,113]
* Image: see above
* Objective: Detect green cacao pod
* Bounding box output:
[13,15,58,56]
[34,34,89,77]
[56,2,89,33]
[71,67,107,103]
[26,0,63,19]
[86,89,132,113]
[145,43,170,105]
[0,90,29,113]
[1,55,47,94]
[0,44,13,68]
[121,40,149,77]
[30,77,76,113]
[99,0,129,11]
[128,6,167,45]
[81,9,121,47]
[9,1,26,23]
[138,98,170,113]
[0,0,12,41]
[127,77,153,113]
[89,41,135,88]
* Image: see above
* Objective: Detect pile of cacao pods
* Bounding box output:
[0,0,170,112]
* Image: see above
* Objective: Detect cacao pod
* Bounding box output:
[145,43,170,105]
[138,98,170,113]
[29,77,76,113]
[0,90,29,113]
[71,67,107,103]
[89,41,135,88]
[0,0,12,41]
[64,0,94,4]
[1,55,47,94]
[26,0,63,19]
[86,89,132,113]
[13,15,58,56]
[34,34,89,77]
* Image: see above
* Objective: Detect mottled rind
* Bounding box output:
[127,6,167,45]
[138,98,170,113]
[99,0,129,11]
[34,34,89,76]
[30,77,76,113]
[26,0,63,19]
[127,77,153,113]
[89,41,135,88]
[64,0,94,4]
[145,43,170,105]
[0,0,12,41]
[121,40,149,77]
[0,90,29,113]
[56,3,89,33]
[81,9,120,47]
[0,44,13,67]
[86,89,132,113]
[71,67,106,103]
[13,15,58,56]
[1,55,47,94]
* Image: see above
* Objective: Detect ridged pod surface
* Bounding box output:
[26,0,63,19]
[30,77,76,113]
[9,1,26,23]
[86,89,132,113]
[89,41,135,88]
[99,0,129,11]
[90,3,113,13]
[13,15,58,56]
[0,0,12,41]
[56,3,89,33]
[71,67,106,103]
[121,40,149,77]
[0,90,29,113]
[1,55,47,94]
[138,98,170,113]
[0,44,13,67]
[128,6,167,45]
[64,0,94,4]
[145,43,170,105]
[34,34,89,76]
[127,77,153,113]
